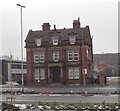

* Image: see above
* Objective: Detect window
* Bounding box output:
[68,50,79,61]
[34,53,39,63]
[68,50,73,61]
[34,52,44,63]
[69,36,76,44]
[68,68,74,79]
[68,67,79,79]
[17,65,21,69]
[34,68,45,80]
[40,68,45,80]
[53,36,58,45]
[39,52,44,63]
[36,38,41,46]
[53,51,59,62]
[23,65,26,69]
[11,64,16,69]
[74,50,79,61]
[34,69,39,80]
[74,67,79,79]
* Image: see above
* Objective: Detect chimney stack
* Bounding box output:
[42,23,50,31]
[73,17,81,29]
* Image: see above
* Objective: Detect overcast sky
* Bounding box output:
[0,0,118,60]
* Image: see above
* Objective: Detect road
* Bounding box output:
[0,84,119,104]
[1,94,119,104]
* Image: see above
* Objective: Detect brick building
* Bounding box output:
[25,18,93,85]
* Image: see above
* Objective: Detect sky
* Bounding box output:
[0,0,119,60]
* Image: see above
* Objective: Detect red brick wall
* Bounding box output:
[26,49,33,85]
[26,41,93,85]
[47,49,52,61]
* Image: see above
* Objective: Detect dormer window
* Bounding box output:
[69,36,76,44]
[36,38,41,46]
[53,36,58,45]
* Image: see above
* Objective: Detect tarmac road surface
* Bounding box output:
[1,93,119,104]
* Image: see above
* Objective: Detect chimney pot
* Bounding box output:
[54,25,56,30]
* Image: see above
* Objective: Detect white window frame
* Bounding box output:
[53,37,58,45]
[34,68,45,80]
[39,52,44,63]
[34,69,39,80]
[68,67,79,79]
[74,67,79,79]
[68,50,79,61]
[68,68,74,79]
[34,52,44,64]
[69,36,76,44]
[74,50,79,61]
[40,68,45,80]
[36,38,41,46]
[34,53,39,63]
[68,50,73,61]
[53,51,59,62]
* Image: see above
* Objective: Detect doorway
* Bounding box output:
[51,66,61,83]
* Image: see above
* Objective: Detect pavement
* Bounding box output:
[0,83,119,94]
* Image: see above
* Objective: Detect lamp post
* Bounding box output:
[16,4,26,93]
[10,54,13,103]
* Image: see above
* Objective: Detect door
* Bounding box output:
[52,67,61,83]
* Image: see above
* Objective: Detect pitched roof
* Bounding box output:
[25,26,91,43]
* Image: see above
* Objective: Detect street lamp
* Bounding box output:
[16,4,26,93]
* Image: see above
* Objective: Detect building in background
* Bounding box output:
[0,56,26,84]
[94,53,119,77]
[25,18,93,85]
